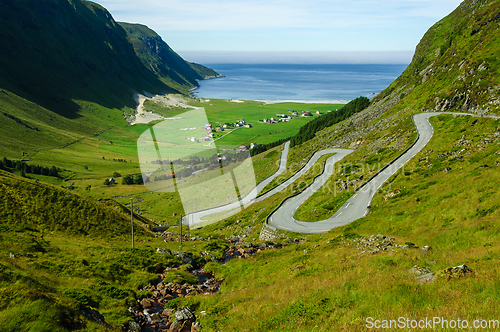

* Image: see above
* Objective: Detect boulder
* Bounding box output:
[440,264,474,280]
[409,265,433,276]
[123,320,141,332]
[162,308,174,317]
[175,307,195,322]
[170,307,196,332]
[177,252,195,265]
[140,298,153,309]
[416,273,436,284]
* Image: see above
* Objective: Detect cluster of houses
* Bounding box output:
[261,114,292,123]
[260,110,322,124]
[288,109,321,117]
[215,119,252,132]
[186,124,213,143]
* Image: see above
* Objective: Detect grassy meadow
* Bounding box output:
[3,89,500,331]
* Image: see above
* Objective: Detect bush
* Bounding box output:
[162,266,198,285]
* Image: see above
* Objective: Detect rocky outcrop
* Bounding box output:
[134,241,287,331]
[259,223,285,241]
[169,307,197,332]
[439,264,475,280]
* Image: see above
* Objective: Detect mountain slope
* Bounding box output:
[0,170,152,236]
[171,1,500,329]
[0,0,177,117]
[374,0,500,115]
[119,23,220,94]
[0,0,218,120]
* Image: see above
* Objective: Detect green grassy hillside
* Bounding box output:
[2,0,500,330]
[375,0,500,115]
[160,0,500,329]
[0,0,175,117]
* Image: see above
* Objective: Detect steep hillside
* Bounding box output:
[119,23,220,93]
[0,0,219,158]
[160,1,500,329]
[0,0,175,117]
[288,0,500,170]
[375,0,500,115]
[0,170,153,236]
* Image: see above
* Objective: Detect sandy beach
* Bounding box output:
[130,93,200,125]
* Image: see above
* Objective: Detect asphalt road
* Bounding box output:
[268,112,493,233]
[186,112,495,231]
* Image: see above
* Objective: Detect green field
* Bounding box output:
[0,94,343,224]
[191,99,343,145]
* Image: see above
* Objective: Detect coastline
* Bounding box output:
[258,99,348,105]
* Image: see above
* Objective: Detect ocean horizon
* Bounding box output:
[193,63,408,102]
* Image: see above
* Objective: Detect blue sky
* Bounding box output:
[93,0,463,64]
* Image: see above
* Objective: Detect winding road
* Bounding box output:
[186,112,495,232]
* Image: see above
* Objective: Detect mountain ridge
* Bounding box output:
[0,0,218,119]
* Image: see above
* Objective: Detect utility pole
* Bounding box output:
[179,214,183,252]
[131,198,135,248]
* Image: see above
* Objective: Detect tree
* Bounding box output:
[122,175,134,185]
[41,167,50,176]
[3,157,11,168]
[112,171,122,178]
[104,178,110,186]
[133,174,144,185]
[49,166,59,177]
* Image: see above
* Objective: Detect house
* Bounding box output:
[236,145,248,153]
[302,111,312,117]
[216,127,224,132]
[222,124,228,128]
[108,178,116,185]
[276,114,286,117]
[244,124,252,128]
[271,117,276,121]
[316,110,321,115]
[263,118,268,123]
[250,143,258,149]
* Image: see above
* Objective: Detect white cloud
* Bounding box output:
[94,0,463,31]
[91,0,463,59]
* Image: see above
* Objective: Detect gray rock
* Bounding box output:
[416,273,436,284]
[441,264,474,279]
[123,320,141,332]
[409,265,433,276]
[174,306,196,322]
[420,245,432,252]
[177,252,195,265]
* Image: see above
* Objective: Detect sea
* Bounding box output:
[192,63,408,102]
